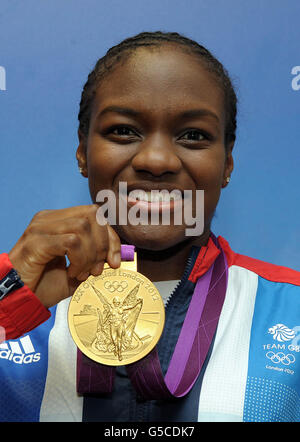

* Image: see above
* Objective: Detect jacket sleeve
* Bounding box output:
[0,253,51,341]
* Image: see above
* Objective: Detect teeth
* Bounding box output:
[128,189,182,202]
[128,190,148,201]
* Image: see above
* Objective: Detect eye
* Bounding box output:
[111,126,136,136]
[103,125,141,143]
[179,130,206,142]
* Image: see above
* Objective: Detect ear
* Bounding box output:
[76,129,88,178]
[222,140,234,188]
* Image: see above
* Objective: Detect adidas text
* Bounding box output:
[0,349,40,364]
[0,335,40,364]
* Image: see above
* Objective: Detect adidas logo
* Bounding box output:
[0,335,40,364]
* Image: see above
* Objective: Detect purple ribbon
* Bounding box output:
[119,244,135,261]
[77,346,115,394]
[77,239,228,399]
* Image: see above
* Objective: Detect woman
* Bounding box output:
[0,31,299,422]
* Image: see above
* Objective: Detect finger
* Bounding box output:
[31,204,99,224]
[11,233,92,290]
[27,205,118,279]
[106,225,121,268]
[26,216,92,236]
[28,211,110,279]
[89,261,105,277]
[66,226,108,280]
[76,271,91,282]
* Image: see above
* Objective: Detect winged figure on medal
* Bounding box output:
[90,283,144,361]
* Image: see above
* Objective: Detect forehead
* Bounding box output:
[92,45,225,125]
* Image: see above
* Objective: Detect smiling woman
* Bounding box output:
[76,34,234,272]
[1,31,300,423]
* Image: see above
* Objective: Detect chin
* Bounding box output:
[113,224,189,251]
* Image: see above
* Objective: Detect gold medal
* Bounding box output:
[68,253,165,366]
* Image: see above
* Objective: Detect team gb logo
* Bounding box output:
[268,324,296,342]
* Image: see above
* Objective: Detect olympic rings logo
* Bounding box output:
[104,280,128,293]
[266,351,296,365]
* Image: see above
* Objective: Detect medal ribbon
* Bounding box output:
[76,237,228,399]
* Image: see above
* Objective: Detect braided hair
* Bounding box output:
[78,31,237,148]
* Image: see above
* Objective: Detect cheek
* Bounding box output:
[186,149,225,217]
[187,148,225,190]
[86,139,127,200]
[87,153,112,201]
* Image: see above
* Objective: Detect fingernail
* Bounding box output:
[112,251,121,267]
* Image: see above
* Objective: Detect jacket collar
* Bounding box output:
[188,234,221,283]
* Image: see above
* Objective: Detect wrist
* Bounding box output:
[0,253,51,340]
[0,254,24,300]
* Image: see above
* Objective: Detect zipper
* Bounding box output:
[164,247,198,312]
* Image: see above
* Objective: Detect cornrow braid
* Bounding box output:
[78,31,237,148]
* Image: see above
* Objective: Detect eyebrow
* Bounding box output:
[97,106,140,119]
[96,105,220,124]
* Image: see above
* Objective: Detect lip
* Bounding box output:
[125,182,186,195]
[119,182,185,214]
[126,197,183,213]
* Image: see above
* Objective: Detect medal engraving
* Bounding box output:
[68,268,165,366]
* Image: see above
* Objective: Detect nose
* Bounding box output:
[131,134,182,177]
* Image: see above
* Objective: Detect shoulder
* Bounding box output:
[218,236,300,287]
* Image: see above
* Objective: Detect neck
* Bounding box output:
[136,231,211,281]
